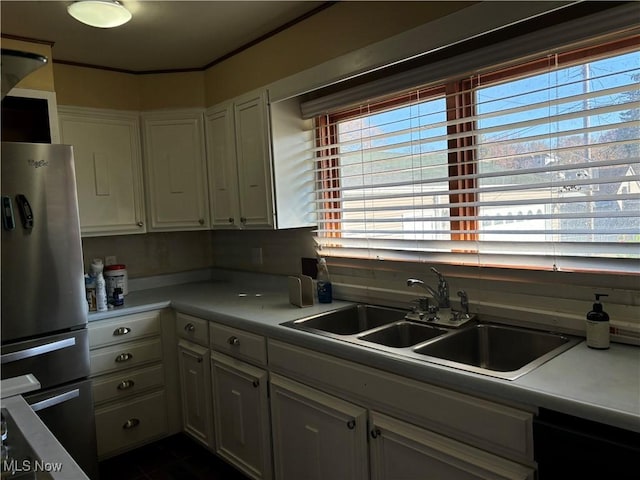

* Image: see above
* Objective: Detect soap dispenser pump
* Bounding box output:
[586,293,610,349]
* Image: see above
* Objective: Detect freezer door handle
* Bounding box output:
[1,196,15,231]
[15,194,34,230]
[1,337,76,364]
[30,388,80,412]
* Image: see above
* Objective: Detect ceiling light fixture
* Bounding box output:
[67,0,132,28]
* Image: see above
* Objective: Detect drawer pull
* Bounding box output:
[184,323,196,332]
[228,336,240,346]
[371,428,381,439]
[115,353,133,363]
[122,418,140,430]
[117,380,135,390]
[113,327,131,336]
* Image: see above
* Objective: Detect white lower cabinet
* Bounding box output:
[270,374,368,480]
[89,310,180,459]
[369,411,535,480]
[211,351,271,480]
[177,339,213,448]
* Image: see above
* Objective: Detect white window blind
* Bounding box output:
[313,39,640,273]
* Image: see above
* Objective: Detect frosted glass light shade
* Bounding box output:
[67,0,132,28]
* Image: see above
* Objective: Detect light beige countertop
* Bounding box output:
[1,394,89,480]
[89,271,640,433]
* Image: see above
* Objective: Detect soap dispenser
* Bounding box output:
[586,293,610,349]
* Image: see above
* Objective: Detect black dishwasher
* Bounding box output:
[533,408,640,479]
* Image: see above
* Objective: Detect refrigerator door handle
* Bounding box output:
[1,337,76,364]
[30,388,80,412]
[1,195,15,230]
[15,194,34,230]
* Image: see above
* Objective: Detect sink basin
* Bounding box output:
[285,304,405,335]
[358,321,448,347]
[282,304,580,381]
[414,323,581,380]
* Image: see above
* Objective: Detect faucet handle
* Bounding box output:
[430,266,445,282]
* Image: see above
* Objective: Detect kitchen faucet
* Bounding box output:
[406,278,444,308]
[406,268,474,325]
[406,267,450,309]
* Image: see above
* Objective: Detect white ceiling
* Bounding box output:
[0,1,328,72]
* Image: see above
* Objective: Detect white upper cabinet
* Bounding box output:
[58,106,146,237]
[233,90,275,229]
[206,89,274,229]
[205,102,240,228]
[141,110,210,231]
[206,88,316,230]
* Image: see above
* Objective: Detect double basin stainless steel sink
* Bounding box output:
[281,304,581,380]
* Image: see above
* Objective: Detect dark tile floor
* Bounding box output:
[98,434,249,480]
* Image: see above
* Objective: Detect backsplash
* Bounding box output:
[82,231,214,278]
[211,228,316,276]
[81,228,315,279]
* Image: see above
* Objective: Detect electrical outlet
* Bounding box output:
[105,255,117,266]
[251,247,263,266]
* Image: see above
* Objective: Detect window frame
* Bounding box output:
[315,35,640,271]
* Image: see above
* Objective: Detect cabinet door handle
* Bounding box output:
[240,217,246,224]
[115,353,133,363]
[184,323,196,332]
[198,218,205,225]
[196,356,203,363]
[252,379,259,388]
[117,380,135,390]
[370,428,381,439]
[137,221,144,227]
[113,327,131,336]
[228,336,240,346]
[347,419,356,430]
[228,217,234,223]
[122,418,140,430]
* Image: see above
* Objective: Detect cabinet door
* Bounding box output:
[177,339,213,448]
[369,411,535,480]
[233,90,274,229]
[270,374,368,480]
[205,103,240,229]
[58,106,145,236]
[211,352,271,480]
[142,110,209,231]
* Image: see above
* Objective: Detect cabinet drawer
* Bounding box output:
[210,323,266,366]
[92,364,165,405]
[90,338,162,377]
[89,311,161,348]
[95,390,168,458]
[176,313,209,346]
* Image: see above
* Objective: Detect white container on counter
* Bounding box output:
[104,264,128,297]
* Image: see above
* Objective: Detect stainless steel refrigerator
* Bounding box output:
[1,141,99,479]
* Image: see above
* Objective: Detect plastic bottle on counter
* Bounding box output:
[91,258,108,312]
[316,258,333,303]
[85,274,97,312]
[586,293,610,349]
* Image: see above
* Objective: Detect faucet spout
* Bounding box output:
[406,278,443,306]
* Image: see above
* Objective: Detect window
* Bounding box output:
[314,37,639,273]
